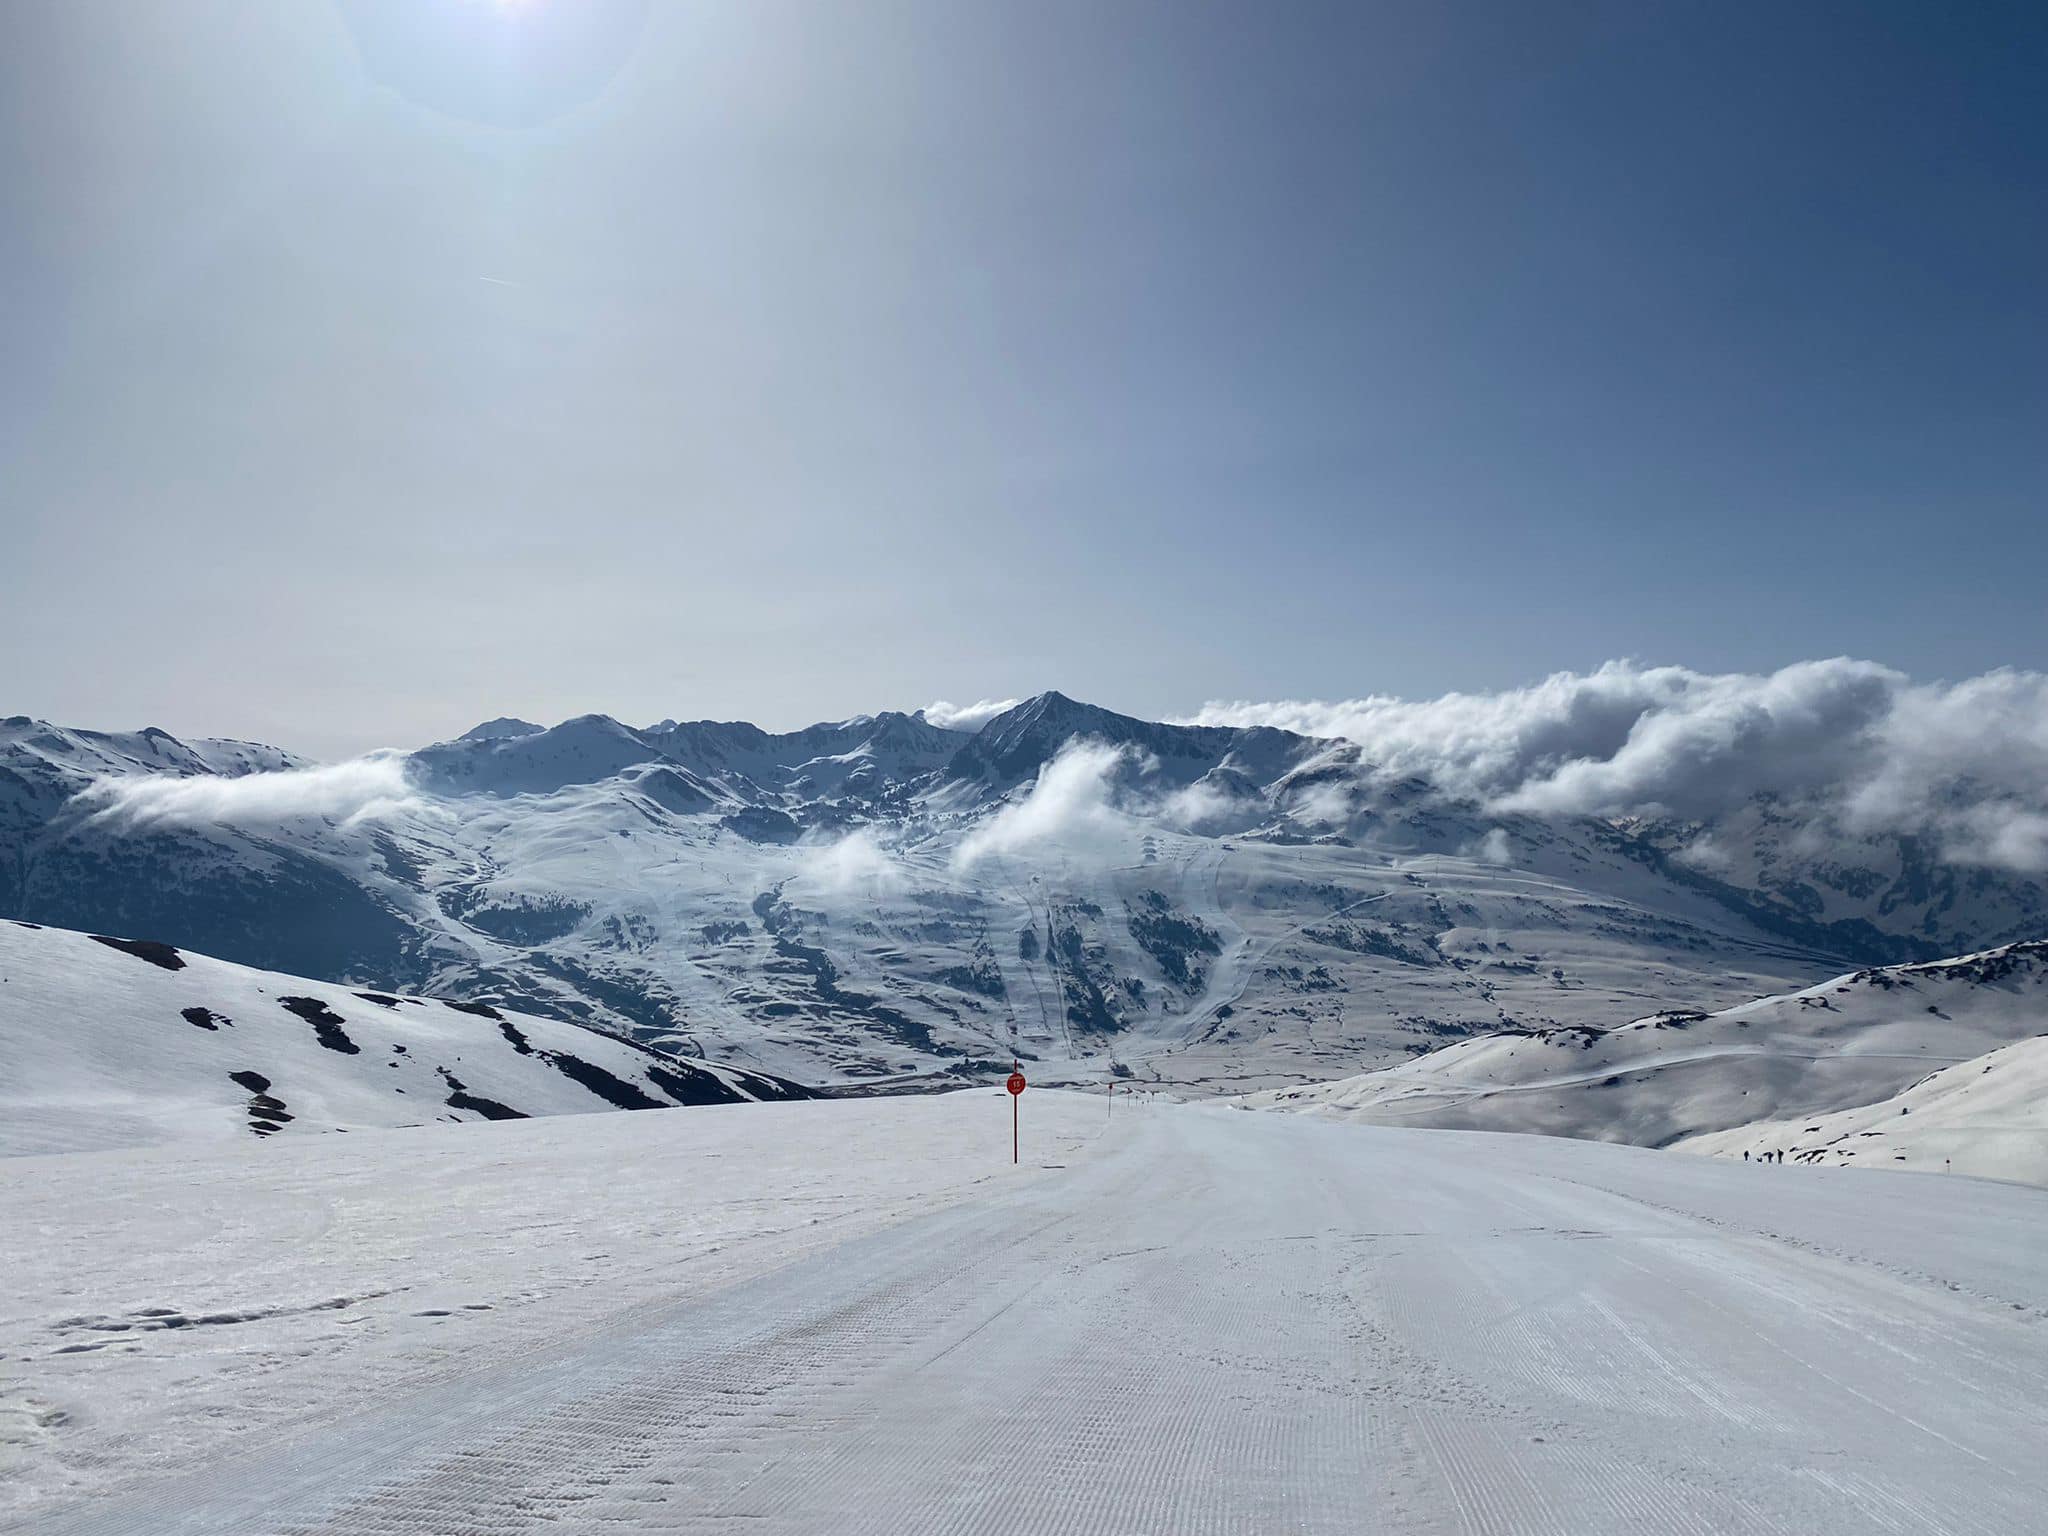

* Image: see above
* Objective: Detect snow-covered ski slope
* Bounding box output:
[3,1098,2043,1533]
[1680,1032,2048,1182]
[9,696,2043,1095]
[1249,940,2048,1184]
[0,921,807,1156]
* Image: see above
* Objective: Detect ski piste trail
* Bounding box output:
[7,1094,2045,1534]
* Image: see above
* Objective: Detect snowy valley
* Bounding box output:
[7,694,2040,1101]
[4,695,2046,1534]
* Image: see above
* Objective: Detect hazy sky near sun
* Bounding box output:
[3,0,2044,758]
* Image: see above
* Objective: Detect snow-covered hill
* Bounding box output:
[4,696,2043,1095]
[1249,940,2048,1182]
[1678,1033,2048,1184]
[0,921,809,1157]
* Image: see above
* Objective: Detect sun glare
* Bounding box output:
[336,0,649,127]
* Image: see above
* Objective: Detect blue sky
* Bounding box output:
[3,1,2043,756]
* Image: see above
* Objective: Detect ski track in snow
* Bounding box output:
[4,1098,2046,1534]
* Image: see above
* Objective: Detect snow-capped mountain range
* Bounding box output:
[3,694,2042,1093]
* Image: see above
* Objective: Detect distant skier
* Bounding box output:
[1743,1150,1750,1162]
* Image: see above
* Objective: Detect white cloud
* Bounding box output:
[1161,779,1240,831]
[921,698,1019,732]
[954,739,1137,869]
[1187,660,2048,871]
[1467,827,1513,865]
[1288,780,1353,828]
[1673,833,1735,874]
[797,827,906,898]
[75,753,423,829]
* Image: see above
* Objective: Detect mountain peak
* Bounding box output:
[460,717,546,743]
[945,691,1306,789]
[1017,689,1079,715]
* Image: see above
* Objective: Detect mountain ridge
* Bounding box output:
[4,697,2042,1094]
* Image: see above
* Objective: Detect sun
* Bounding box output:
[337,0,651,127]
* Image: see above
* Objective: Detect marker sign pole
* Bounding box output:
[1006,1068,1027,1164]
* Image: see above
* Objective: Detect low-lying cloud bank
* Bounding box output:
[921,698,1020,732]
[76,753,423,829]
[948,736,1276,872]
[954,739,1138,869]
[1187,660,2048,871]
[799,826,907,898]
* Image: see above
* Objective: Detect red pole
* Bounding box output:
[1012,1090,1018,1165]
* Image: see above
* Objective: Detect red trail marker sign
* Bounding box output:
[1006,1069,1026,1163]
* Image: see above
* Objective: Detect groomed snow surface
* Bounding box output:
[5,1093,2045,1533]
